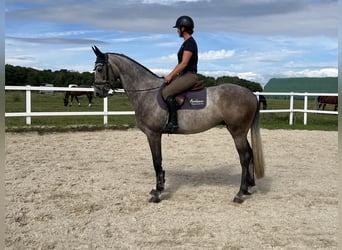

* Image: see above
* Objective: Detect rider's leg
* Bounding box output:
[164,95,178,133]
[162,72,198,100]
[162,72,197,133]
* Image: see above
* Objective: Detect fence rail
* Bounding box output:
[5,85,338,126]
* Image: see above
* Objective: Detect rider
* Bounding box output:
[162,15,198,133]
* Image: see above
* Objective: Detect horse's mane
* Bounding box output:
[108,53,163,79]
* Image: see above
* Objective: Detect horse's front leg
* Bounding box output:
[88,95,93,107]
[69,96,73,106]
[146,132,165,203]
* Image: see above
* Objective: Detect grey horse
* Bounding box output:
[92,46,265,203]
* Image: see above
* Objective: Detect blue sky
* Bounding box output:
[5,0,338,85]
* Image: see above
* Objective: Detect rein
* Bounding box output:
[125,86,160,92]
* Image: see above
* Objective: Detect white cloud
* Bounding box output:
[199,49,235,61]
[150,68,170,76]
[282,68,338,78]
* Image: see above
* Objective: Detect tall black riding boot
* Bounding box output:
[164,95,179,133]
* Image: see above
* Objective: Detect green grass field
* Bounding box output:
[5,91,338,131]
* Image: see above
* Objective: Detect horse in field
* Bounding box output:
[317,96,338,111]
[91,46,265,204]
[63,85,93,107]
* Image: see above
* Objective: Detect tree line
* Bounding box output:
[5,64,94,87]
[5,64,263,92]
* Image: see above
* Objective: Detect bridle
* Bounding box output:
[94,54,116,86]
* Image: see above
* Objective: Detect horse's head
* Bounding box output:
[92,46,116,98]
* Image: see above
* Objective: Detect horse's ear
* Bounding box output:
[92,45,103,56]
[92,46,97,55]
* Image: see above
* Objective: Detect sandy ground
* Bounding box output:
[5,128,337,249]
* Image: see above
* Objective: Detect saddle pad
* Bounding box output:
[157,88,207,110]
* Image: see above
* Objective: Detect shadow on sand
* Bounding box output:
[159,164,272,201]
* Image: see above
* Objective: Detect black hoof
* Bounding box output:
[149,189,161,203]
[149,196,161,203]
[243,190,252,196]
[233,195,244,204]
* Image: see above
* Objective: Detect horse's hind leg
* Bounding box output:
[75,96,80,106]
[228,128,254,203]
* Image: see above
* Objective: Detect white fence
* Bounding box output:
[255,91,338,125]
[5,85,134,125]
[5,85,338,126]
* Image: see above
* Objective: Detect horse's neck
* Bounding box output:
[110,54,162,104]
[122,75,162,108]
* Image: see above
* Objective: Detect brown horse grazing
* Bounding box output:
[63,85,93,107]
[317,96,338,111]
[92,46,265,204]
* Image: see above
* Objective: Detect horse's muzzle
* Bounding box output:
[93,82,112,98]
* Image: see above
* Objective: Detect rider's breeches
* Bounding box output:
[162,72,198,100]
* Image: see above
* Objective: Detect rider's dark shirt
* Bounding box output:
[177,36,198,73]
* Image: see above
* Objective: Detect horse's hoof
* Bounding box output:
[233,196,244,204]
[149,189,161,203]
[149,196,161,203]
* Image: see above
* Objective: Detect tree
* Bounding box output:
[5,64,263,92]
[216,76,263,92]
[197,74,216,87]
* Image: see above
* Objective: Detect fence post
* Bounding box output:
[255,92,260,101]
[103,97,108,125]
[25,85,31,125]
[289,93,294,125]
[303,93,308,125]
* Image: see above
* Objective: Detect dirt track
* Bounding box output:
[5,128,337,249]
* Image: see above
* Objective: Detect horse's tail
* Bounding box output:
[251,106,265,179]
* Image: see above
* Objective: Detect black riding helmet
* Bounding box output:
[173,16,194,32]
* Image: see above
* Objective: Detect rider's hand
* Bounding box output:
[164,75,173,84]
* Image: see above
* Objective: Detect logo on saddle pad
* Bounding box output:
[157,87,207,110]
[189,98,205,106]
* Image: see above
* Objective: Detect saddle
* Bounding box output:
[158,80,206,110]
[174,80,204,106]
